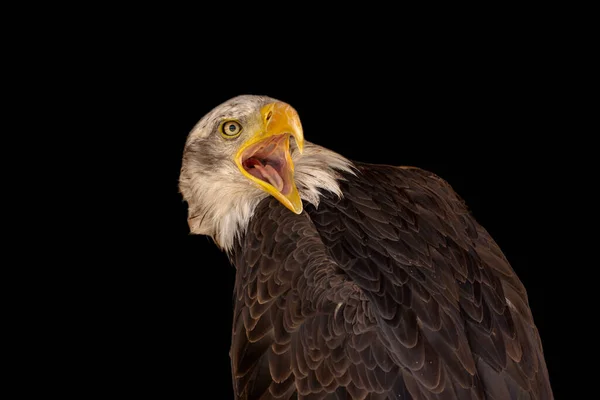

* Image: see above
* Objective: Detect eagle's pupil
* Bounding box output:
[229,124,237,132]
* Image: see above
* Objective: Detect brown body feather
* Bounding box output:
[229,163,553,399]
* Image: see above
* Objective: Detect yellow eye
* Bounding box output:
[221,120,242,137]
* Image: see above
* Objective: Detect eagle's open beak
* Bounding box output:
[235,102,304,214]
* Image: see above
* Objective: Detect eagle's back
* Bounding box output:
[229,163,553,399]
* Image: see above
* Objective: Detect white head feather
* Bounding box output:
[179,95,355,252]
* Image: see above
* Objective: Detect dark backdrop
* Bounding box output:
[111,72,565,399]
[17,6,588,396]
[71,41,571,398]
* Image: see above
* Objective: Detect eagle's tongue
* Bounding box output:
[253,163,284,192]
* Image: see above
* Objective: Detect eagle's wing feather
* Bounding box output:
[232,199,407,399]
[229,164,552,399]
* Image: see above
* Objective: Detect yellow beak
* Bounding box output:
[235,102,304,214]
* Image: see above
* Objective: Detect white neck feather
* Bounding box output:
[181,142,355,253]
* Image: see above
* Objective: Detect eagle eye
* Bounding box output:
[220,120,242,138]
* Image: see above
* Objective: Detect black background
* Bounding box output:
[43,23,579,398]
[118,69,566,398]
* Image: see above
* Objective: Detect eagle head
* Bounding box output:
[179,95,353,251]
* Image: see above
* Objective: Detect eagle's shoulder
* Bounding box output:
[353,162,456,188]
[336,162,470,218]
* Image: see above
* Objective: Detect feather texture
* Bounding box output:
[229,163,553,399]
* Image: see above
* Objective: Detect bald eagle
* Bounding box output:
[179,95,553,399]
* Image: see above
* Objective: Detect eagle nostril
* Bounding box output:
[266,111,273,121]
